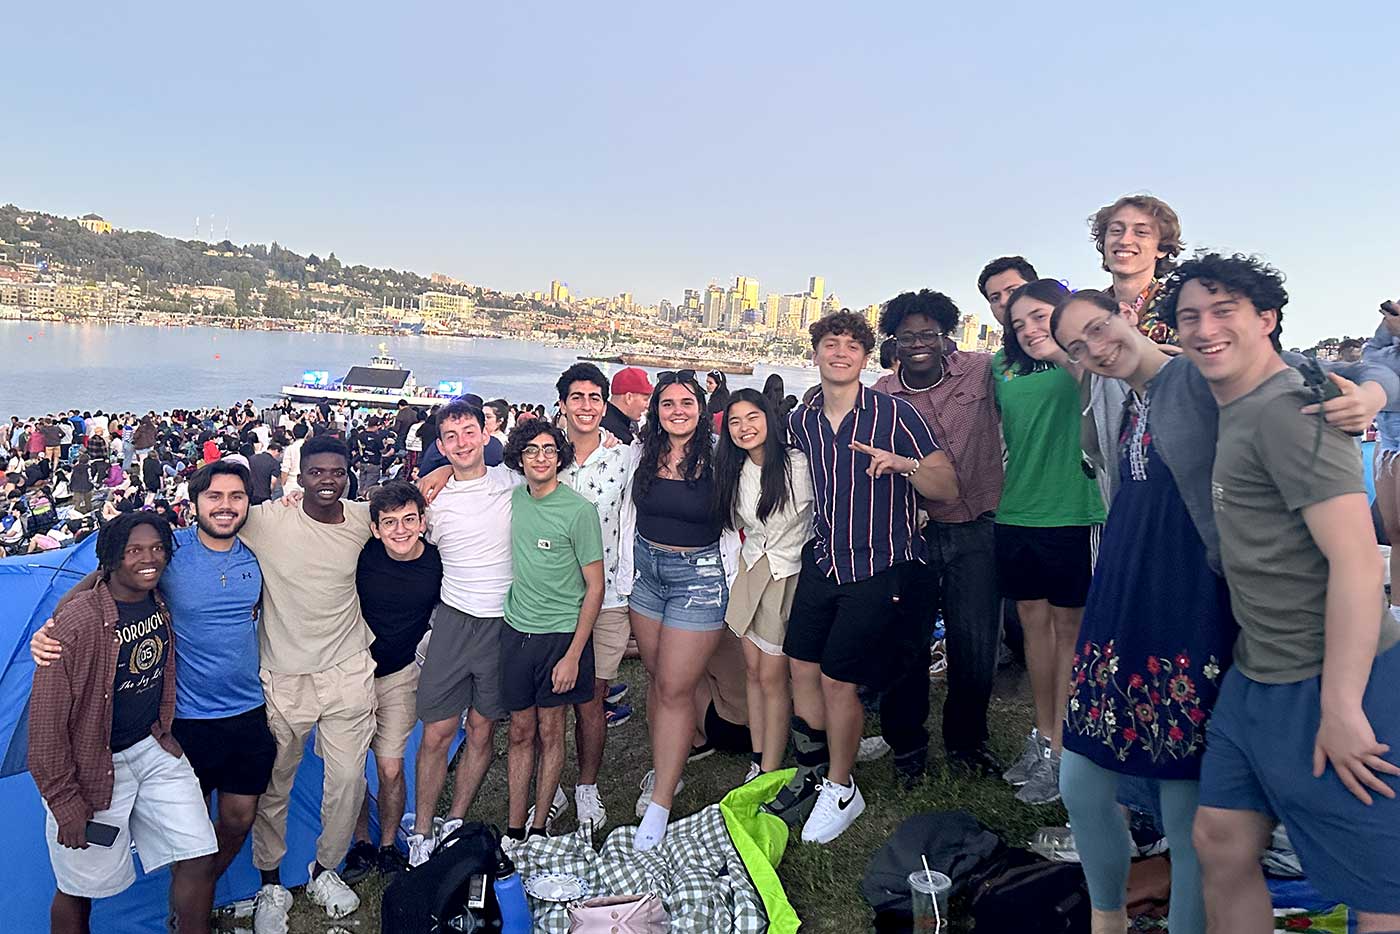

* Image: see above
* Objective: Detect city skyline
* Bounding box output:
[4,2,1397,346]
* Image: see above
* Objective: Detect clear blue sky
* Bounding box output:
[5,1,1397,346]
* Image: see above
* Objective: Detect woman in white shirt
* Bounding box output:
[714,389,813,781]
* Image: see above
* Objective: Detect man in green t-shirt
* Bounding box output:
[499,420,604,843]
[1160,254,1400,932]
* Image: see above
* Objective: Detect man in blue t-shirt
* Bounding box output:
[33,461,272,888]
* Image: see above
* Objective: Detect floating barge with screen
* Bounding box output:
[280,346,459,408]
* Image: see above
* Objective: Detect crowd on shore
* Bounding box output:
[18,192,1400,934]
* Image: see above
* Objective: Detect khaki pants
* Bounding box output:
[253,650,377,872]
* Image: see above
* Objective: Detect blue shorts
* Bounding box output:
[628,535,728,631]
[1199,646,1400,913]
[1377,411,1400,454]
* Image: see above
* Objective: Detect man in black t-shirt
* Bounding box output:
[344,481,442,880]
[248,441,283,505]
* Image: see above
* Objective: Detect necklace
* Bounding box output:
[898,368,948,394]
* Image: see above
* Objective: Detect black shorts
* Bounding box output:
[498,624,595,712]
[782,541,916,689]
[703,702,751,754]
[994,523,1095,607]
[171,706,277,797]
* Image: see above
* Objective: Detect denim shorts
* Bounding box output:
[628,535,728,631]
[1377,410,1400,454]
[1199,645,1400,913]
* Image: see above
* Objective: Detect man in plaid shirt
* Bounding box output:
[28,513,217,934]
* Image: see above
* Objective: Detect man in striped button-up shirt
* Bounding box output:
[771,310,958,845]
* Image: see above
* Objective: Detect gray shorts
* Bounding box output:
[416,603,505,722]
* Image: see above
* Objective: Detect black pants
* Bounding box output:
[880,516,1000,756]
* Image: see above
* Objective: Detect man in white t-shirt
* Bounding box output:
[408,399,521,866]
[280,423,308,495]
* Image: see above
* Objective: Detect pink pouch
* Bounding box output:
[567,893,670,933]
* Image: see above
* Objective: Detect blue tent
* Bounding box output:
[0,538,451,932]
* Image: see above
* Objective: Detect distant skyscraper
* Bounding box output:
[658,298,675,322]
[862,303,881,333]
[550,280,571,303]
[703,283,725,329]
[822,293,841,317]
[762,293,781,330]
[724,288,745,330]
[683,288,701,314]
[959,312,979,350]
[619,291,633,312]
[734,276,760,311]
[808,276,824,302]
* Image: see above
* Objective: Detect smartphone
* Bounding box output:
[1297,357,1344,403]
[85,820,119,847]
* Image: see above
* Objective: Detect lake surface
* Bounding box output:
[0,321,824,416]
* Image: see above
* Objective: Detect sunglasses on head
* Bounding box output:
[655,369,697,386]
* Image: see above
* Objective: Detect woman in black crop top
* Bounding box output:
[627,370,730,851]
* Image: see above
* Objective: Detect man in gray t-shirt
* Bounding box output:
[1159,254,1400,931]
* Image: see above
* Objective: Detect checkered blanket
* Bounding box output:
[511,804,770,933]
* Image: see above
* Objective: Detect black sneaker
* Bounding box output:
[377,845,409,875]
[947,744,1004,780]
[341,840,378,884]
[893,745,928,790]
[762,766,825,824]
[688,740,717,763]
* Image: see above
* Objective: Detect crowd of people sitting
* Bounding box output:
[18,191,1400,934]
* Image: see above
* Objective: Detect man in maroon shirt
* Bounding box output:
[28,513,217,934]
[872,289,1005,783]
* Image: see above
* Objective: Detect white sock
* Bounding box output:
[576,782,597,794]
[634,801,670,851]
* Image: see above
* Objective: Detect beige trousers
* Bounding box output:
[252,649,377,872]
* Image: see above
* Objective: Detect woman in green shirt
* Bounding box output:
[993,279,1107,805]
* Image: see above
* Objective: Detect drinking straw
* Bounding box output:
[921,854,941,930]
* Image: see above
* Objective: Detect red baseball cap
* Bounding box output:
[610,367,654,396]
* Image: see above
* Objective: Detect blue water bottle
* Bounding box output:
[493,846,532,934]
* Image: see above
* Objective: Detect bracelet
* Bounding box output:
[901,458,919,478]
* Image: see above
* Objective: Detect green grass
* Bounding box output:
[271,660,1057,933]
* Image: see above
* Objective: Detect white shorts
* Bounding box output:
[44,735,217,899]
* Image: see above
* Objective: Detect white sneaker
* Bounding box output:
[801,777,865,844]
[634,769,685,819]
[252,884,292,934]
[305,863,360,919]
[526,785,570,833]
[575,784,607,837]
[856,736,891,763]
[437,816,463,842]
[406,832,436,868]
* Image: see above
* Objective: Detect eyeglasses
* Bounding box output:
[1064,315,1115,364]
[656,369,697,386]
[375,513,422,532]
[895,330,945,348]
[522,444,558,460]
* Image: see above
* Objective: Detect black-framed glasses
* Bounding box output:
[894,330,945,348]
[655,369,697,386]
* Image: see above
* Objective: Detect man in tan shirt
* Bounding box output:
[239,435,376,931]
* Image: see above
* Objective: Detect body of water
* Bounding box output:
[0,321,823,416]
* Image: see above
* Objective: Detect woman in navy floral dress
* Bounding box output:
[1052,291,1235,934]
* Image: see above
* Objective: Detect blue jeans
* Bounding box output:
[628,535,728,631]
[1060,749,1204,931]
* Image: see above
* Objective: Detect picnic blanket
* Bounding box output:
[511,770,800,933]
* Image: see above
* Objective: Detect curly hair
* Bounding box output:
[879,289,961,338]
[632,372,712,502]
[809,310,875,353]
[503,419,575,473]
[555,362,609,402]
[1089,195,1184,279]
[977,256,1039,297]
[1000,279,1072,376]
[1157,252,1288,352]
[96,511,174,580]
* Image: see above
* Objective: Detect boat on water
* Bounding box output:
[574,349,753,375]
[281,345,462,408]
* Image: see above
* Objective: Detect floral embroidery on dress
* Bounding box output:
[1066,639,1222,763]
[1122,394,1152,483]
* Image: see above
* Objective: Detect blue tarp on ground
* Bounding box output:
[0,538,453,933]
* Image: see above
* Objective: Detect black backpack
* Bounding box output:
[970,854,1090,934]
[381,821,504,934]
